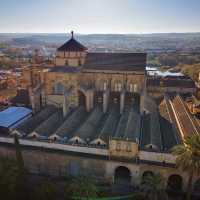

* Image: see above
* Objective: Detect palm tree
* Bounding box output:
[172,134,200,200]
[141,173,168,200]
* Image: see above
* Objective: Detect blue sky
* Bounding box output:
[0,0,200,33]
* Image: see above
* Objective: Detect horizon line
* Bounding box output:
[0,31,200,35]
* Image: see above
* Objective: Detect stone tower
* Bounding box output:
[55,31,87,67]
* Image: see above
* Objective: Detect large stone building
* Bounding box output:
[22,32,146,114]
[0,32,200,194]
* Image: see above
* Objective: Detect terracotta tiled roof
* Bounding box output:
[147,76,195,88]
[83,53,146,72]
[171,95,199,137]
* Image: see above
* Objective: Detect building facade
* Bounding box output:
[1,32,200,194]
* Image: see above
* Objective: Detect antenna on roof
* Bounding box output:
[71,30,74,39]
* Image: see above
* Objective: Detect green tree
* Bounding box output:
[32,180,57,200]
[172,134,200,200]
[141,173,168,200]
[65,176,98,199]
[0,157,19,200]
[14,134,28,200]
[14,134,25,172]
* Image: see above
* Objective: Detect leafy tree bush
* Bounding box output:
[65,176,98,199]
[31,180,57,200]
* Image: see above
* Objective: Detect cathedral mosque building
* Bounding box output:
[0,32,200,193]
[20,32,148,147]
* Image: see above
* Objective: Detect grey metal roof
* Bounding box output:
[54,106,88,138]
[16,105,56,135]
[83,53,146,72]
[98,107,120,142]
[140,98,162,151]
[140,114,151,149]
[33,109,63,137]
[49,66,81,73]
[159,98,181,151]
[74,107,104,141]
[114,110,130,138]
[123,110,141,141]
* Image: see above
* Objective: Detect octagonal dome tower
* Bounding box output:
[55,31,87,67]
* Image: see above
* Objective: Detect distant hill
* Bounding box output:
[1,33,200,53]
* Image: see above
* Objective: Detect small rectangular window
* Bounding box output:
[116,142,121,151]
[134,84,138,93]
[103,82,107,90]
[126,143,132,152]
[118,83,122,91]
[129,84,133,92]
[114,84,118,92]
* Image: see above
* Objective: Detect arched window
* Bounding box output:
[54,82,65,95]
[114,83,118,92]
[118,83,122,91]
[126,143,132,152]
[134,84,138,93]
[65,60,69,65]
[114,82,122,92]
[78,59,82,66]
[99,81,107,91]
[116,142,121,151]
[167,174,183,192]
[114,166,131,185]
[129,84,133,92]
[78,90,86,106]
[69,52,74,57]
[103,82,107,91]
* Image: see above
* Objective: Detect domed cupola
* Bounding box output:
[55,31,87,67]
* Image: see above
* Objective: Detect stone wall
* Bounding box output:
[79,72,144,93]
[0,141,199,191]
[55,51,86,67]
[0,144,110,182]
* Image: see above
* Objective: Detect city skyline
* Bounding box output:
[1,0,200,34]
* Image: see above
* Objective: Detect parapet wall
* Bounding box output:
[0,137,175,164]
[0,137,195,190]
